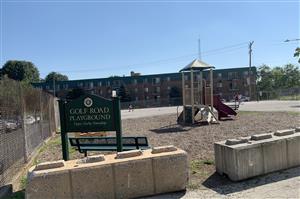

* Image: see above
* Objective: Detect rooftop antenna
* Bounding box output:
[198,36,202,60]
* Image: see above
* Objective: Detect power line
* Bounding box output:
[42,42,249,74]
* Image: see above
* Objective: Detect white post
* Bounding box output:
[191,70,194,124]
[210,68,214,112]
[182,72,185,123]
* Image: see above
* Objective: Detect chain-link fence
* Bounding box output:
[0,77,56,187]
[258,87,300,101]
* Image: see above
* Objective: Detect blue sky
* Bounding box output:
[1,0,299,80]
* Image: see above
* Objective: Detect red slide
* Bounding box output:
[213,95,237,120]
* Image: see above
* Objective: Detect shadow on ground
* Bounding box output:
[202,166,300,195]
[140,190,186,199]
[150,121,221,134]
[150,124,191,134]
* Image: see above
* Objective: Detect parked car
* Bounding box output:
[240,96,250,102]
[25,116,36,124]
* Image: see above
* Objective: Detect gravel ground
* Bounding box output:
[122,111,300,161]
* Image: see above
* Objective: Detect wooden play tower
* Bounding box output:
[177,59,218,125]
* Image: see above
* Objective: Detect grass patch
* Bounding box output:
[286,111,300,116]
[20,176,27,190]
[187,183,200,190]
[278,95,300,101]
[190,159,214,176]
[4,191,25,199]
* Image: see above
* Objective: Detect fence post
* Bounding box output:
[19,83,28,163]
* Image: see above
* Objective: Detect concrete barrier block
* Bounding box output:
[251,133,272,141]
[34,160,65,171]
[234,144,264,181]
[215,142,264,181]
[26,168,71,199]
[116,149,142,159]
[151,145,177,154]
[274,129,295,136]
[114,157,154,199]
[152,150,188,194]
[70,163,114,199]
[262,138,287,173]
[286,134,300,167]
[214,142,225,175]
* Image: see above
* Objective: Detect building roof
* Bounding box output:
[179,59,214,72]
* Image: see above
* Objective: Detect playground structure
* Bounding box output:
[177,59,237,124]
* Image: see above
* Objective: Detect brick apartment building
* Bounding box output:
[32,66,257,107]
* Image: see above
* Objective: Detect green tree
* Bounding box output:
[169,86,181,105]
[257,64,273,91]
[66,87,85,99]
[169,86,181,98]
[282,64,300,88]
[294,47,300,63]
[45,72,68,82]
[1,60,40,82]
[118,84,131,102]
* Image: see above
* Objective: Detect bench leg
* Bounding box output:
[84,151,87,157]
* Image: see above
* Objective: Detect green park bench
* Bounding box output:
[69,136,150,157]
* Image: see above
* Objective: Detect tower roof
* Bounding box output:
[179,59,214,72]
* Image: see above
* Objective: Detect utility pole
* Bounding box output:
[248,41,254,100]
[198,37,202,60]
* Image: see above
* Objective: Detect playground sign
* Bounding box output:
[59,94,122,160]
[64,95,114,132]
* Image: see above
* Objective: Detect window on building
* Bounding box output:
[98,81,102,86]
[78,82,83,87]
[133,79,137,85]
[64,84,68,89]
[218,73,222,78]
[134,88,138,93]
[217,81,222,88]
[144,78,148,83]
[135,97,138,101]
[46,86,50,90]
[156,87,160,93]
[90,82,94,89]
[166,77,171,82]
[152,77,160,84]
[144,87,149,93]
[184,75,188,81]
[107,81,110,86]
[167,86,171,90]
[228,72,238,79]
[244,71,249,76]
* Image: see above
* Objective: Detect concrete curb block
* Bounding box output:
[215,128,300,181]
[225,138,248,145]
[34,160,65,171]
[115,149,142,159]
[26,147,188,199]
[151,145,177,154]
[76,155,105,164]
[274,129,295,136]
[251,133,272,141]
